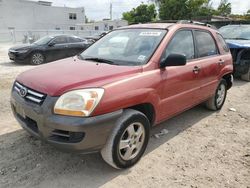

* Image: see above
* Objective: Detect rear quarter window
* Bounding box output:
[216,33,230,52]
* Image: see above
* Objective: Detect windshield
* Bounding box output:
[33,36,55,45]
[219,25,250,40]
[80,29,167,66]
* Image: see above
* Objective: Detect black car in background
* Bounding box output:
[8,35,93,65]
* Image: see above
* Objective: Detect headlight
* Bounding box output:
[54,88,104,117]
[17,49,29,53]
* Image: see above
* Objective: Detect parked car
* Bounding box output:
[11,23,233,169]
[85,31,110,43]
[219,24,250,81]
[8,35,93,65]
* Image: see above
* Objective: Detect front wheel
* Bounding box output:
[205,79,227,111]
[30,52,45,65]
[101,109,150,169]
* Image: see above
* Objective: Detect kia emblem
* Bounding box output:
[19,87,28,97]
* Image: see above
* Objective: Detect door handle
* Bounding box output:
[218,59,225,65]
[193,66,201,74]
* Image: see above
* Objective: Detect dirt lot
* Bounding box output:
[0,44,249,188]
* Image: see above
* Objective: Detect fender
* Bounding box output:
[92,87,160,119]
[219,64,234,79]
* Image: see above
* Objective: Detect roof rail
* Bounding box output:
[177,20,216,29]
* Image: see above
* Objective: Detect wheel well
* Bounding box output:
[222,73,233,90]
[128,103,155,126]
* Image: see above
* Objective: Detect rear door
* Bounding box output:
[193,30,222,100]
[67,37,87,56]
[159,29,204,120]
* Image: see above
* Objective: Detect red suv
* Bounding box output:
[11,23,233,169]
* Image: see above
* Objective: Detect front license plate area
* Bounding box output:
[15,104,26,119]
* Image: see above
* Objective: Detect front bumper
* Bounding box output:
[11,89,123,153]
[8,51,29,63]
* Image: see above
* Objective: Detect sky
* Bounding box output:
[37,0,250,21]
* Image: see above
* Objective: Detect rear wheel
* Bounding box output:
[241,67,250,82]
[205,79,227,111]
[101,109,150,169]
[30,52,45,65]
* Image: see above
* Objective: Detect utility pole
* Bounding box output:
[110,2,112,20]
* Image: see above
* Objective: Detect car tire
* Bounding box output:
[30,52,45,65]
[241,67,250,82]
[205,79,227,111]
[101,109,150,169]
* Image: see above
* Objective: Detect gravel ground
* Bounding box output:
[0,44,249,188]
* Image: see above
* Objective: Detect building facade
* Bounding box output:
[0,0,85,31]
[79,19,128,31]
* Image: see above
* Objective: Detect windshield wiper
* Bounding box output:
[225,37,249,40]
[83,57,116,65]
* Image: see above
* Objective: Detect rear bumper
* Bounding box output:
[11,89,123,153]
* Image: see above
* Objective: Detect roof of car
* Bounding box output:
[119,22,217,31]
[49,34,81,38]
[120,23,174,30]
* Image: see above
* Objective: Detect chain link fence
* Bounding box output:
[0,30,104,44]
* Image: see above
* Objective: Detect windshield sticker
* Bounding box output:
[138,55,146,61]
[139,32,162,36]
[98,48,110,55]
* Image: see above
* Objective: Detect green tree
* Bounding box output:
[122,4,157,24]
[216,0,231,16]
[158,0,189,20]
[187,0,214,18]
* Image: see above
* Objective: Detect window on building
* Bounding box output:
[109,26,114,30]
[69,27,76,30]
[55,27,60,30]
[69,13,77,20]
[95,26,99,31]
[195,31,218,58]
[81,27,84,30]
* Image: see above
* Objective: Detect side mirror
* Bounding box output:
[48,42,55,47]
[160,53,187,68]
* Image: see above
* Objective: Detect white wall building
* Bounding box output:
[79,19,128,32]
[0,0,85,31]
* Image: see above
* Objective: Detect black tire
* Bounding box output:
[30,52,45,65]
[205,79,227,111]
[101,109,150,169]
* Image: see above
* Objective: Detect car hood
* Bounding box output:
[16,57,142,96]
[9,44,35,51]
[226,39,250,49]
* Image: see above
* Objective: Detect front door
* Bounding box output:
[47,36,69,61]
[158,29,202,121]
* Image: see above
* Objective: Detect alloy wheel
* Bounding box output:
[118,122,145,161]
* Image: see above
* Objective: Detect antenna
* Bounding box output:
[110,2,112,20]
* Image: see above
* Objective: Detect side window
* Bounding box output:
[195,31,218,58]
[163,30,195,60]
[69,37,82,43]
[216,33,230,52]
[53,37,68,44]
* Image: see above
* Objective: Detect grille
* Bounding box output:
[49,129,85,143]
[14,82,46,105]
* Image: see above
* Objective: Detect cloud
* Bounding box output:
[212,0,250,14]
[45,0,143,21]
[31,0,250,20]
